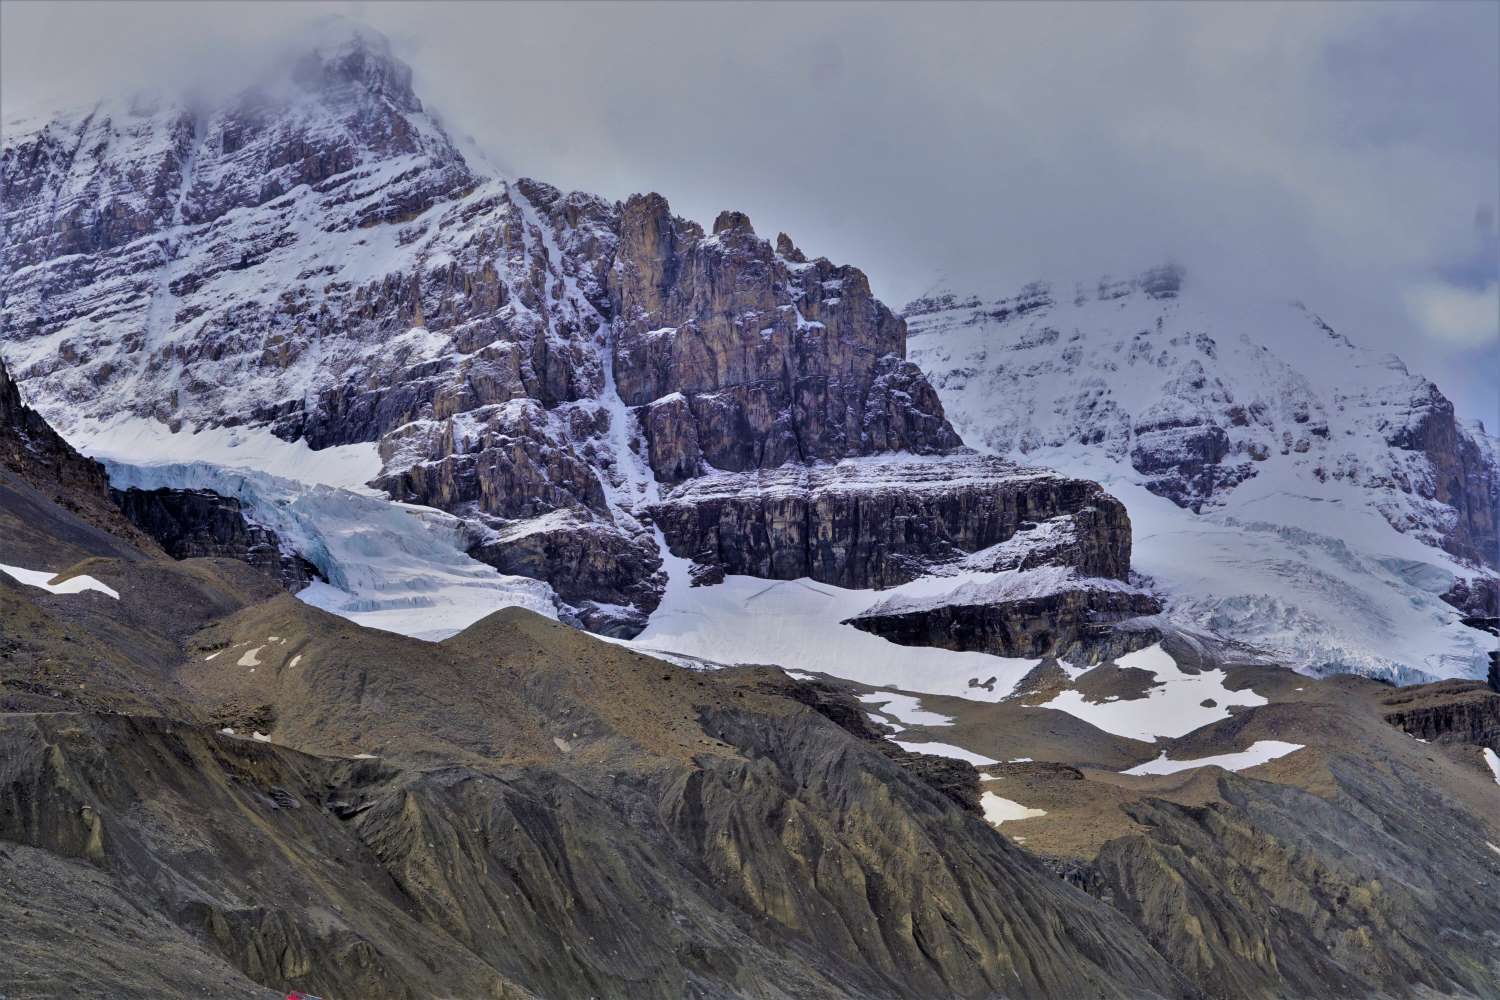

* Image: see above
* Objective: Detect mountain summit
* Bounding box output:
[906,268,1499,681]
[1,25,1138,651]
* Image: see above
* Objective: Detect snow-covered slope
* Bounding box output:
[906,270,1499,682]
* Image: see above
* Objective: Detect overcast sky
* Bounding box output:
[3,1,1497,422]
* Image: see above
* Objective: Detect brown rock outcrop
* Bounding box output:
[111,486,318,591]
[612,198,961,483]
[0,357,158,553]
[1380,679,1500,751]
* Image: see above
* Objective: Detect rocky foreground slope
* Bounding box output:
[3,344,1499,999]
[0,27,1139,656]
[906,270,1500,681]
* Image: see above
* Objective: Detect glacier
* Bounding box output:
[905,273,1498,682]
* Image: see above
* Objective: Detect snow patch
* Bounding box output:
[73,418,382,491]
[0,562,119,600]
[891,740,999,766]
[1036,643,1266,741]
[623,573,1041,703]
[981,792,1047,825]
[1123,740,1304,776]
[859,692,955,728]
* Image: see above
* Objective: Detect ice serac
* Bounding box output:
[1,24,1148,649]
[906,268,1500,680]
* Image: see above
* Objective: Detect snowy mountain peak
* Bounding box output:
[287,18,422,113]
[7,46,1113,648]
[906,272,1499,682]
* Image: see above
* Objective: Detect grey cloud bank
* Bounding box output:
[3,0,1496,422]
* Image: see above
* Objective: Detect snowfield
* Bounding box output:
[893,740,1000,766]
[624,542,1268,745]
[0,562,119,599]
[1123,740,1304,776]
[623,565,1045,704]
[1035,643,1267,741]
[859,692,956,728]
[1484,748,1500,788]
[980,791,1047,826]
[72,417,383,491]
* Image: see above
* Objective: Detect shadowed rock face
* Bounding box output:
[847,587,1162,662]
[111,485,318,591]
[1380,680,1500,752]
[1386,382,1500,569]
[650,458,1134,590]
[0,357,158,554]
[466,510,664,636]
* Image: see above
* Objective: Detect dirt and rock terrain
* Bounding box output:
[3,349,1499,998]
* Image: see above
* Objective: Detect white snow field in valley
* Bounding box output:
[1035,643,1266,740]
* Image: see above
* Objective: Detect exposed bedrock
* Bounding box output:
[648,457,1134,590]
[111,486,318,591]
[1386,382,1500,569]
[845,585,1163,662]
[466,511,663,636]
[1084,759,1500,1000]
[1379,680,1500,752]
[611,200,961,483]
[0,357,160,553]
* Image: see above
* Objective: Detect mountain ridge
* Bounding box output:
[1,27,1148,658]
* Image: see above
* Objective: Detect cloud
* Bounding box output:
[1407,281,1500,348]
[1,1,1496,421]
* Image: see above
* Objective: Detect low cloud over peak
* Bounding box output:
[3,1,1495,421]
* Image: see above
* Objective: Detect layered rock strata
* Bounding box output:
[112,485,318,590]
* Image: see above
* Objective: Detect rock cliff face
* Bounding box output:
[111,486,318,590]
[0,28,1142,645]
[847,582,1162,661]
[0,357,158,552]
[1380,680,1500,752]
[613,204,960,481]
[649,457,1132,589]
